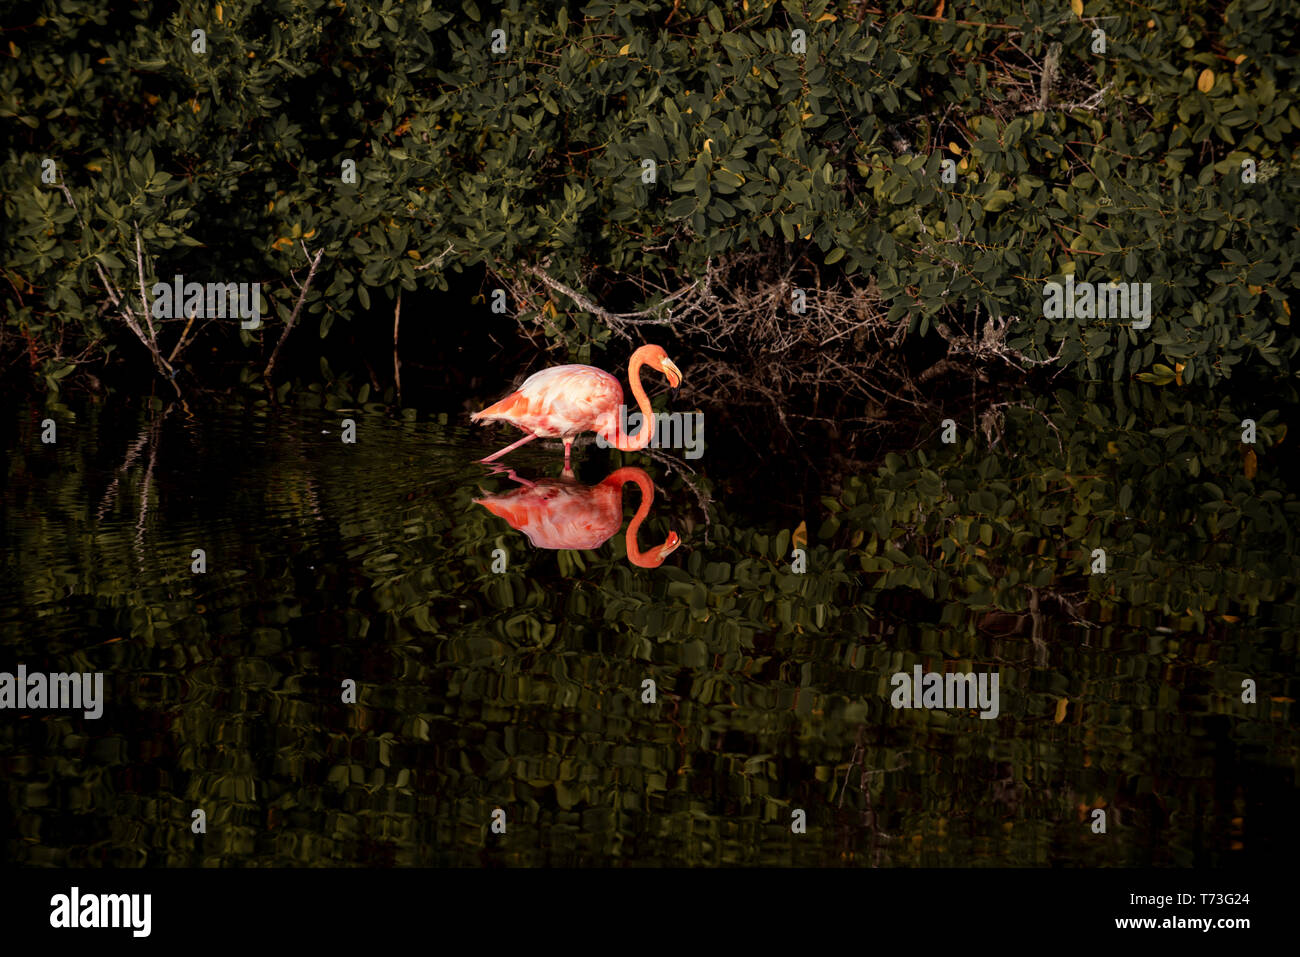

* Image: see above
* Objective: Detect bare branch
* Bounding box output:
[134,222,166,362]
[393,290,402,405]
[522,263,700,327]
[57,182,179,390]
[415,242,457,271]
[1037,42,1061,111]
[264,247,325,380]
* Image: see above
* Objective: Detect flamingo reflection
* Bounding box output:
[474,466,681,568]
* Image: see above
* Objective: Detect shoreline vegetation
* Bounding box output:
[2,1,1295,448]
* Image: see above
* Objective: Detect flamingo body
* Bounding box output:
[471,365,622,442]
[474,467,680,567]
[477,479,622,550]
[471,344,682,466]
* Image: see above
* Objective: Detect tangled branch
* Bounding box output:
[495,249,1057,442]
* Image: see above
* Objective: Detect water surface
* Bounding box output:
[2,388,1296,866]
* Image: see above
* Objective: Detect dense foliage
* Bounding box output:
[2,0,1297,396]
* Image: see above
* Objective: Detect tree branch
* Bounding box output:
[263,247,324,380]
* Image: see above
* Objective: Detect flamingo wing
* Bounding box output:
[473,364,622,437]
[475,482,622,549]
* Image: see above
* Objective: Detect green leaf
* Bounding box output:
[982,189,1015,212]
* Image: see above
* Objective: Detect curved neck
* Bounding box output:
[602,467,663,568]
[614,348,656,451]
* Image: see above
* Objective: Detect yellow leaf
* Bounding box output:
[801,111,813,120]
[1175,362,1185,386]
[406,250,420,259]
[1054,698,1068,723]
[216,4,223,21]
[1244,448,1257,479]
[1106,441,1119,455]
[85,163,102,172]
[1248,284,1262,295]
[1070,0,1083,17]
[1197,69,1215,93]
[703,138,713,154]
[948,141,963,155]
[792,520,808,551]
[816,12,837,21]
[1219,614,1240,623]
[271,238,292,251]
[304,228,317,239]
[619,43,630,55]
[1235,54,1246,64]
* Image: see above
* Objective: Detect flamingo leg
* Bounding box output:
[481,432,539,463]
[563,438,573,471]
[481,462,536,488]
[504,469,536,489]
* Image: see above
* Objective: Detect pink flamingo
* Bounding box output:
[475,466,681,568]
[471,344,682,469]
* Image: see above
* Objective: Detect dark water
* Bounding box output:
[2,385,1297,866]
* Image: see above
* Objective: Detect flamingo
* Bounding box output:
[474,466,681,568]
[471,344,682,469]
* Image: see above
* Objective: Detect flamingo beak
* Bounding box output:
[661,358,683,388]
[659,531,682,559]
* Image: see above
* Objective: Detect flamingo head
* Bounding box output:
[642,345,682,388]
[627,527,683,568]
